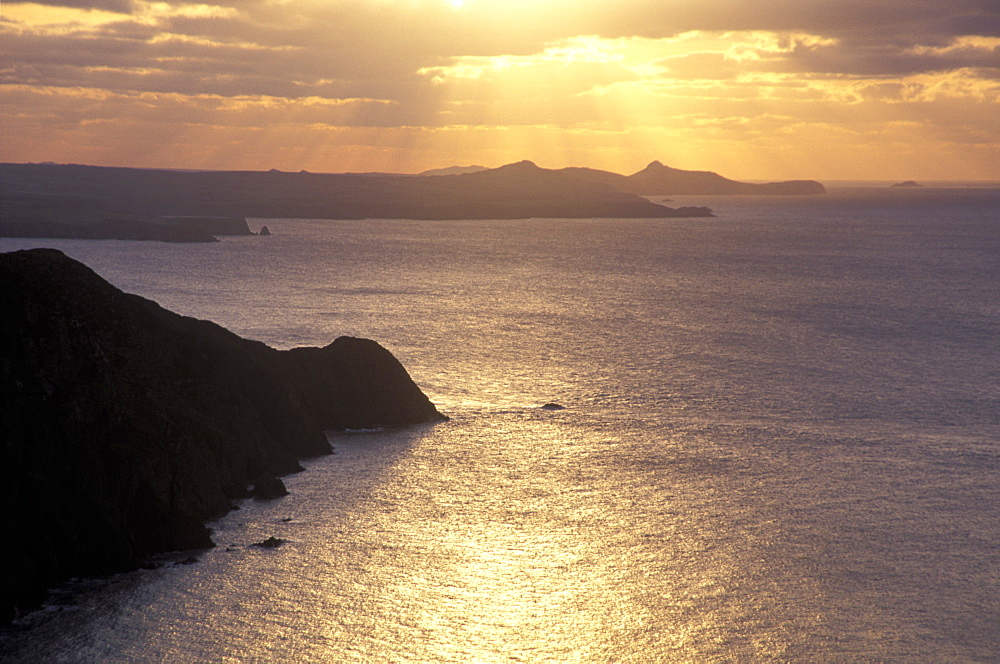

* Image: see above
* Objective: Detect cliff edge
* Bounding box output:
[0,248,445,622]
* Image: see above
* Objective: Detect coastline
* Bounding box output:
[0,248,446,622]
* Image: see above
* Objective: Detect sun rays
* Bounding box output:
[1,0,997,178]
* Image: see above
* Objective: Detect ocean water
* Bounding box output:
[1,187,998,662]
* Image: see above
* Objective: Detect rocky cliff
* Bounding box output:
[0,248,445,622]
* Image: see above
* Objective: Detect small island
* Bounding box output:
[0,248,446,622]
[891,180,923,188]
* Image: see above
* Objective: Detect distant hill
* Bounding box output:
[0,162,713,226]
[567,161,826,195]
[429,160,712,218]
[418,161,824,195]
[417,165,489,177]
[0,158,821,235]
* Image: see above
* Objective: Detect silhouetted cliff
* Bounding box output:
[0,249,445,622]
[283,338,448,430]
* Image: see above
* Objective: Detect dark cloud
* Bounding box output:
[5,0,998,100]
[10,0,137,13]
[598,0,1000,42]
[756,39,1000,77]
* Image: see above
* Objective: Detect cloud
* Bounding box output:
[1,0,998,177]
[18,0,137,14]
[6,1,997,96]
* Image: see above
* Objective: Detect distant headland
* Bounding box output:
[0,160,824,240]
[564,160,826,195]
[0,248,446,622]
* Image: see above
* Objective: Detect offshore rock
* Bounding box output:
[251,537,286,548]
[0,248,445,623]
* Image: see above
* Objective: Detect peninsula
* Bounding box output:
[0,159,825,240]
[0,248,446,622]
[0,161,711,240]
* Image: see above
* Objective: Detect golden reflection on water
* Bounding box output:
[300,414,782,663]
[3,213,998,662]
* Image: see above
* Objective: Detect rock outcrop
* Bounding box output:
[251,536,286,548]
[0,248,445,622]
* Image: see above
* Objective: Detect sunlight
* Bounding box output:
[3,0,996,180]
[407,28,1000,177]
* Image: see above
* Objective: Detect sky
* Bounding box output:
[2,0,999,180]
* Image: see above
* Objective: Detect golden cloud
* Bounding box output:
[2,0,998,177]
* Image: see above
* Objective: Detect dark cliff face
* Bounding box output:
[281,337,443,430]
[0,248,445,622]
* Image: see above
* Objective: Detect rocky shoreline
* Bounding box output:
[0,248,446,622]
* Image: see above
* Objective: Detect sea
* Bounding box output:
[1,186,998,662]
